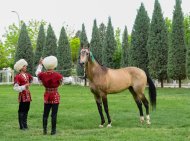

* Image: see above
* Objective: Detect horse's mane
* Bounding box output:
[91,54,108,72]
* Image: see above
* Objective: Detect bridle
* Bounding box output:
[79,48,90,65]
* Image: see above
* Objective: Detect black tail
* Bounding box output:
[146,74,157,110]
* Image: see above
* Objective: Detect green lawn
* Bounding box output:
[0,85,190,141]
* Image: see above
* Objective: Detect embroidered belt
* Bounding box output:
[45,88,58,93]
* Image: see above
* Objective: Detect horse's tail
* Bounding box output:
[146,74,157,110]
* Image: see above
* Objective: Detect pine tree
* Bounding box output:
[57,26,72,76]
[14,23,34,74]
[76,24,88,77]
[43,24,57,57]
[98,23,106,64]
[102,17,116,68]
[129,3,150,72]
[147,0,168,87]
[33,24,45,71]
[121,26,129,67]
[90,19,102,63]
[167,0,186,87]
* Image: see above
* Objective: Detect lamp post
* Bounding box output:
[11,11,21,29]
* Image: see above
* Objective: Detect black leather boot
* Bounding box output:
[51,117,56,135]
[43,118,48,135]
[23,113,28,129]
[18,112,24,130]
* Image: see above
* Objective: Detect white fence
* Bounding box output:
[0,69,87,86]
[0,69,14,85]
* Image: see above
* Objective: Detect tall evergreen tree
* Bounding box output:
[167,0,186,87]
[43,24,57,57]
[33,24,45,71]
[113,27,122,69]
[147,0,168,87]
[57,26,72,76]
[184,15,190,78]
[102,17,116,68]
[76,24,88,77]
[129,3,150,72]
[90,19,102,63]
[14,23,34,74]
[98,23,106,64]
[121,26,129,67]
[187,43,190,78]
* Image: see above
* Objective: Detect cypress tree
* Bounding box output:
[129,3,150,72]
[184,16,190,78]
[147,0,168,87]
[90,19,102,63]
[121,26,129,67]
[33,24,45,70]
[187,43,190,78]
[102,17,116,68]
[43,24,57,57]
[98,23,106,64]
[57,26,72,76]
[113,27,122,69]
[15,23,34,74]
[79,24,89,46]
[76,24,88,77]
[167,0,186,87]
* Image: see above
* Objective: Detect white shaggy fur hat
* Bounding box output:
[43,56,58,70]
[14,59,28,72]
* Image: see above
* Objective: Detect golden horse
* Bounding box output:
[79,46,156,127]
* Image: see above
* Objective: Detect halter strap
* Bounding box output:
[90,52,95,63]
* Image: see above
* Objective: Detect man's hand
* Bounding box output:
[39,57,43,65]
[25,83,30,89]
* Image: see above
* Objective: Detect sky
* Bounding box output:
[0,0,190,40]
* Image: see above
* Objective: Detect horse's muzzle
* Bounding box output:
[79,62,85,66]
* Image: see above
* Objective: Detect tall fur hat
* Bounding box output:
[14,59,28,72]
[43,56,58,70]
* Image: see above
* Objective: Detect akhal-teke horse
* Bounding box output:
[79,45,156,128]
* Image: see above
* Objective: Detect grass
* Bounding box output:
[0,85,190,141]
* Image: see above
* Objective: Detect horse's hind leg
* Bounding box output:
[129,87,144,123]
[102,95,112,127]
[141,95,151,125]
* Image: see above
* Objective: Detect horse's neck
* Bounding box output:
[85,56,99,81]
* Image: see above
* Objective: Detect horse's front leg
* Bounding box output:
[94,95,105,127]
[102,95,112,128]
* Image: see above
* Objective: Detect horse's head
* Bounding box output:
[79,44,90,65]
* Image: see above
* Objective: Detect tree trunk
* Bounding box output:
[179,79,181,88]
[161,79,164,88]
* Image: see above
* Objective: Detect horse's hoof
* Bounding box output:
[146,115,151,125]
[140,116,145,124]
[107,124,112,128]
[99,124,104,128]
[146,120,151,125]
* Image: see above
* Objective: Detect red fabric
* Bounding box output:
[38,71,63,104]
[14,73,33,102]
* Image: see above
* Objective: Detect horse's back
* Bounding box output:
[124,67,147,92]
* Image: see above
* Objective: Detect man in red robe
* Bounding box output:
[35,56,63,135]
[13,59,33,130]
